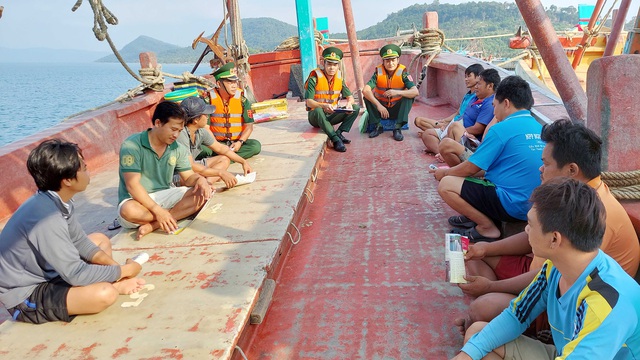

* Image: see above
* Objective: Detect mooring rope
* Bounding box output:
[408,28,446,90]
[602,170,640,200]
[275,30,325,51]
[73,0,215,101]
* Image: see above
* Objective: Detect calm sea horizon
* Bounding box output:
[0,62,200,148]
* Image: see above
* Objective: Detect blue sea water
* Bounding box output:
[0,62,199,147]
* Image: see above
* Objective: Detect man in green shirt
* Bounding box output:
[363,44,419,141]
[304,47,360,152]
[118,101,212,240]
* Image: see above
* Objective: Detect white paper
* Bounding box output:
[234,172,257,187]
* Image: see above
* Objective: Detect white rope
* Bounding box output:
[286,222,302,245]
[234,346,249,360]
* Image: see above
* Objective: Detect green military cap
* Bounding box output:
[322,47,343,63]
[380,44,401,59]
[213,62,239,81]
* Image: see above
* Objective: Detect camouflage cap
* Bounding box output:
[380,44,401,59]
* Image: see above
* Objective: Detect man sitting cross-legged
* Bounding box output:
[118,101,212,240]
[177,96,252,188]
[434,76,544,242]
[0,139,145,324]
[415,63,483,154]
[454,119,640,337]
[451,178,640,360]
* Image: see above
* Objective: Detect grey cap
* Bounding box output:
[180,96,216,118]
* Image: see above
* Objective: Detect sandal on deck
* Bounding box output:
[448,215,476,229]
[449,227,499,243]
[107,218,121,231]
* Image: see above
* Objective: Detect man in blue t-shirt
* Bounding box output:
[445,68,500,143]
[434,76,544,242]
[416,63,483,154]
[451,179,640,360]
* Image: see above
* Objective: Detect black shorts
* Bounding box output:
[460,177,521,223]
[8,277,74,324]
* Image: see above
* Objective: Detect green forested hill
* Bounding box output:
[331,2,581,58]
[97,2,637,63]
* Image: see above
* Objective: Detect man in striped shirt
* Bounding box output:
[451,178,640,360]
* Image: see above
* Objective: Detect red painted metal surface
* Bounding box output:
[0,91,165,222]
[604,0,633,57]
[341,0,365,106]
[244,102,469,359]
[515,0,587,122]
[586,55,640,172]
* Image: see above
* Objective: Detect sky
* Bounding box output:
[1,0,638,51]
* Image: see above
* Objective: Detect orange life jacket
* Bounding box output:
[373,64,406,108]
[305,68,343,111]
[209,89,245,141]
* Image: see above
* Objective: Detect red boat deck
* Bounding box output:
[241,101,465,359]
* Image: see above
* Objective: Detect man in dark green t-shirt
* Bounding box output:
[118,101,212,240]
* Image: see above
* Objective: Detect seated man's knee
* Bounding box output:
[249,140,261,156]
[95,283,119,309]
[88,233,111,251]
[470,293,512,323]
[464,321,489,343]
[439,138,458,153]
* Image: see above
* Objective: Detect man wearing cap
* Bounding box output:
[362,44,419,141]
[177,96,252,189]
[304,46,360,153]
[198,62,261,160]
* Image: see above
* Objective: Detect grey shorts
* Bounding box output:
[504,335,557,360]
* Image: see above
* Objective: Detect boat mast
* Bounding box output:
[514,0,587,122]
[604,0,633,56]
[341,0,365,106]
[295,0,318,83]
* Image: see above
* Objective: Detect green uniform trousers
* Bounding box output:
[307,104,360,142]
[196,139,261,160]
[364,96,414,129]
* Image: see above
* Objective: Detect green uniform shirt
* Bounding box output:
[366,66,416,91]
[118,130,192,203]
[304,73,353,101]
[241,96,255,124]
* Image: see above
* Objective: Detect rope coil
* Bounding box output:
[602,170,640,200]
[409,28,446,90]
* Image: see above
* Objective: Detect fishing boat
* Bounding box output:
[507,0,639,94]
[0,0,639,359]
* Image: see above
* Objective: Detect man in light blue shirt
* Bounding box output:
[451,178,640,360]
[434,76,544,242]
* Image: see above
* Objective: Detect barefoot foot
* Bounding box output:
[136,223,154,240]
[454,317,470,337]
[114,277,146,295]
